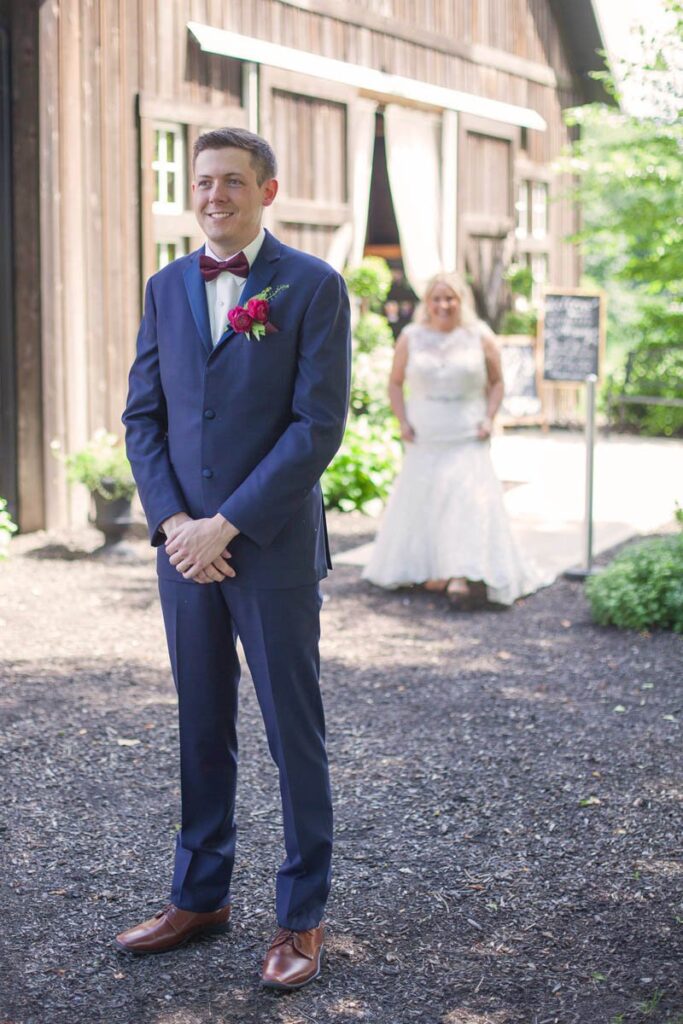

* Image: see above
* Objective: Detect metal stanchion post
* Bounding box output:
[565,374,598,580]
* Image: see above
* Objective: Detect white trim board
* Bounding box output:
[187,22,547,132]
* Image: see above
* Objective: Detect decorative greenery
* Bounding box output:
[499,309,537,336]
[500,264,537,336]
[504,264,533,301]
[0,498,18,560]
[322,415,402,513]
[55,429,136,501]
[585,532,683,633]
[343,257,393,308]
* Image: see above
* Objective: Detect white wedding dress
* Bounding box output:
[362,323,543,605]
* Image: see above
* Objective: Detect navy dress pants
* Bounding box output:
[158,577,332,932]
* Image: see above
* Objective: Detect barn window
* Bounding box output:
[155,239,190,270]
[531,182,548,238]
[515,181,529,239]
[515,179,548,240]
[152,124,185,214]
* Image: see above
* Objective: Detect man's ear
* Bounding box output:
[262,178,279,207]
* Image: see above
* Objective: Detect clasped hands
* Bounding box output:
[162,512,239,584]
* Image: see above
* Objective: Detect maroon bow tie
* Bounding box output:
[199,252,250,282]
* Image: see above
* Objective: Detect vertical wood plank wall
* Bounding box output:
[9,1,43,530]
[32,0,586,527]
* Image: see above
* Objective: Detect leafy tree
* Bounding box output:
[563,2,683,434]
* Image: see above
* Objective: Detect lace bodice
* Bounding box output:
[403,323,488,443]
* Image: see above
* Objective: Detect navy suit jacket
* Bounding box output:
[122,230,351,589]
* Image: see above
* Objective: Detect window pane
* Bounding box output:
[531,253,548,302]
[531,182,548,238]
[515,181,528,239]
[151,122,184,213]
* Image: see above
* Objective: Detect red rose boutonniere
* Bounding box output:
[227,284,289,341]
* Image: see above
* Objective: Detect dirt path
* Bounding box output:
[1,514,681,1024]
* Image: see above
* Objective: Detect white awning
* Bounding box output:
[187,22,547,132]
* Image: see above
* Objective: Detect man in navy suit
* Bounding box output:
[117,128,351,990]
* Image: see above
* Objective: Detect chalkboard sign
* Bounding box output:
[500,338,542,419]
[541,291,604,382]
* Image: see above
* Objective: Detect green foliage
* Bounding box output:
[329,257,402,511]
[585,533,683,633]
[354,311,395,353]
[322,414,401,513]
[505,264,533,300]
[499,309,537,336]
[603,327,683,436]
[562,5,683,436]
[56,429,136,501]
[350,342,393,423]
[344,257,392,307]
[0,498,18,560]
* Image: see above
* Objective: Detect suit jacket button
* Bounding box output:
[204,409,215,419]
[202,468,213,479]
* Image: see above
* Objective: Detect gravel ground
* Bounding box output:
[0,512,681,1024]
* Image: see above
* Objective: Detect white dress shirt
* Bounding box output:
[204,227,266,346]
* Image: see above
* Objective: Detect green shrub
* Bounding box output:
[354,311,395,353]
[323,415,401,513]
[0,498,18,560]
[499,310,537,336]
[344,257,392,307]
[350,343,393,423]
[585,533,683,632]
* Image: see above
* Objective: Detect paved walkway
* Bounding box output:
[336,429,683,580]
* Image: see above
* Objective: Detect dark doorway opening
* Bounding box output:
[364,111,418,337]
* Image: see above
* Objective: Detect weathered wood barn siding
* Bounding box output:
[7,0,597,528]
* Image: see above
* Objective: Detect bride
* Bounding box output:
[363,272,542,607]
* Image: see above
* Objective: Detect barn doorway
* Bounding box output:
[363,110,418,337]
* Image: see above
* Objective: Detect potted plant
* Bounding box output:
[55,429,137,545]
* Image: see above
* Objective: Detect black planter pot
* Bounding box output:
[91,487,134,545]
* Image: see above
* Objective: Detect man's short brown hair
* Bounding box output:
[192,128,277,184]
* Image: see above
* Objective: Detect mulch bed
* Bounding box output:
[0,512,681,1024]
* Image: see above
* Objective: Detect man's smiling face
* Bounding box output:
[192,147,278,258]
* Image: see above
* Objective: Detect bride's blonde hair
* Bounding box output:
[415,272,479,329]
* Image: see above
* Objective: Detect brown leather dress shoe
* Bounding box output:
[115,902,231,954]
[261,924,324,990]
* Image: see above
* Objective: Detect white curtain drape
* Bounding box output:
[384,105,443,296]
[325,98,378,272]
[441,109,458,274]
[350,98,379,267]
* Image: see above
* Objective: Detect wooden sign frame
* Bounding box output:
[538,287,606,384]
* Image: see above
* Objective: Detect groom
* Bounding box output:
[118,127,351,990]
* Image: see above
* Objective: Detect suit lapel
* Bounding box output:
[213,230,282,351]
[182,250,213,356]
